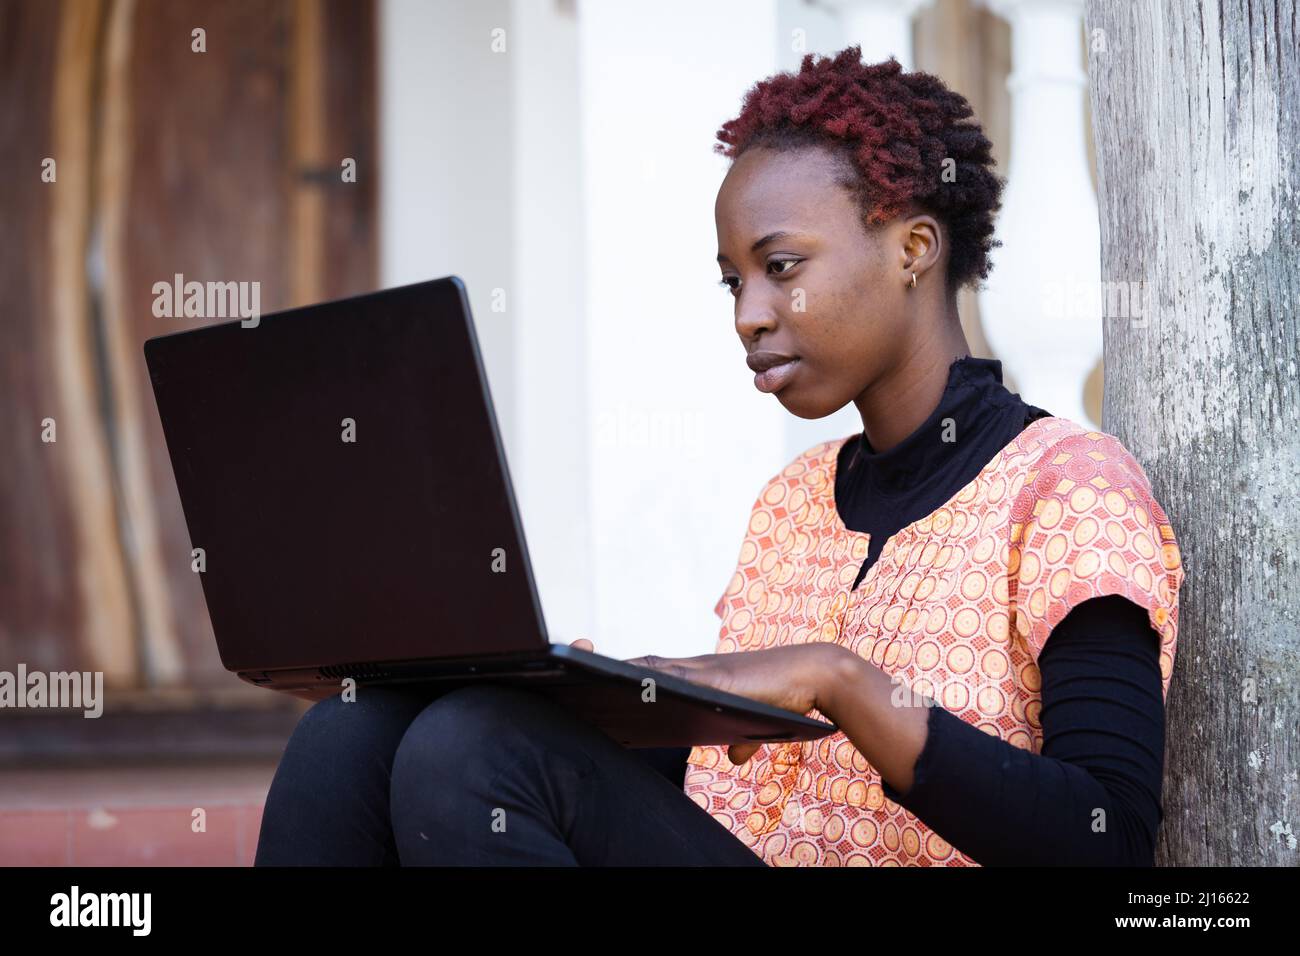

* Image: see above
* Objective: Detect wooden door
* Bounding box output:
[0,0,377,760]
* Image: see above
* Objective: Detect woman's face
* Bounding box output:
[715,144,928,419]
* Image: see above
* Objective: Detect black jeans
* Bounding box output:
[254,683,766,866]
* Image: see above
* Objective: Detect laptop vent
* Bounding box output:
[317,662,393,681]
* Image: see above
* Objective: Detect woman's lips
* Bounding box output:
[746,351,800,394]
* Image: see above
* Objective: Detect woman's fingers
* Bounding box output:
[625,654,698,682]
[622,653,766,764]
[569,638,594,652]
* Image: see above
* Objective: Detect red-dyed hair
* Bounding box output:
[716,46,1004,292]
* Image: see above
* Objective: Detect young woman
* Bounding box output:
[255,47,1183,867]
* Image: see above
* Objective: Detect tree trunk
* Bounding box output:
[1085,0,1299,865]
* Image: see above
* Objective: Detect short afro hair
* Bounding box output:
[715,46,1004,292]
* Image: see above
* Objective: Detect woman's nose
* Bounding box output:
[734,292,778,342]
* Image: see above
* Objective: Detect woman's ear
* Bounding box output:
[900,214,943,282]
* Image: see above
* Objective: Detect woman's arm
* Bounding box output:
[823,593,1166,865]
[628,594,1166,865]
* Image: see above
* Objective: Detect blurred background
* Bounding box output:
[0,0,1104,864]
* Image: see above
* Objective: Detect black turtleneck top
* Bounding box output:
[640,356,1167,866]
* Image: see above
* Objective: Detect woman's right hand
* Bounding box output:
[569,638,594,653]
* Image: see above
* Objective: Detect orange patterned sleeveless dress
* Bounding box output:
[683,416,1184,866]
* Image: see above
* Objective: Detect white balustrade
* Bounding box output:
[979,0,1101,427]
[818,0,933,70]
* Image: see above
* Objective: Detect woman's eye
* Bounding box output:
[718,261,798,295]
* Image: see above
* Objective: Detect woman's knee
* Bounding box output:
[287,685,432,764]
[390,684,566,786]
[267,686,438,811]
[256,686,441,866]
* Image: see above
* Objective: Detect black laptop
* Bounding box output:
[143,276,836,748]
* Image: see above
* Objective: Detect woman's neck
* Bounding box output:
[854,320,972,453]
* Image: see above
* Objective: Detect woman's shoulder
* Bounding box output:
[1006,416,1181,584]
[1001,417,1184,696]
[1009,417,1169,523]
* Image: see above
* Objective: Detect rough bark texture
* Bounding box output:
[1086,0,1299,865]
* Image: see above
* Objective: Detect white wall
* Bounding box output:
[577,0,795,658]
[510,0,593,646]
[380,0,517,453]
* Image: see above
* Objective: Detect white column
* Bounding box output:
[379,0,517,441]
[511,0,593,646]
[818,0,932,69]
[578,0,789,659]
[978,0,1101,427]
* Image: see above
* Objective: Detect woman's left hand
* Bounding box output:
[625,644,848,766]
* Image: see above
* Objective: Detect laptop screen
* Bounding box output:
[144,278,549,673]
